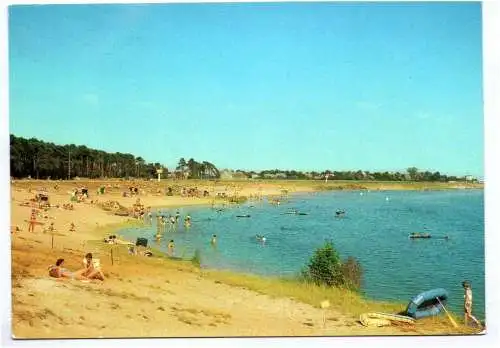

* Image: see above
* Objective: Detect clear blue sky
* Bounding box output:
[9,2,484,176]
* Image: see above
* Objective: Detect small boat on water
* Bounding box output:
[406,288,448,319]
[335,210,346,216]
[284,209,308,216]
[409,232,432,239]
[236,214,251,218]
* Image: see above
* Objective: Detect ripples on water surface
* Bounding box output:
[120,189,485,318]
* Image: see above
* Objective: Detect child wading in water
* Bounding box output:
[167,240,175,257]
[462,281,482,328]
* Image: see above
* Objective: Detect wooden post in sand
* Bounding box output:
[51,233,54,249]
[110,247,114,266]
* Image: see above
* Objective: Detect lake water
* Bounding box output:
[119,189,485,319]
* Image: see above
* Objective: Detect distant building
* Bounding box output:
[220,169,248,180]
[233,171,249,180]
[220,169,234,180]
[464,175,475,182]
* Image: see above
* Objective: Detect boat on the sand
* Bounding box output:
[406,288,448,319]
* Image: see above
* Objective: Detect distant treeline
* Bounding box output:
[10,134,171,179]
[10,134,473,182]
[238,167,473,182]
[10,134,221,180]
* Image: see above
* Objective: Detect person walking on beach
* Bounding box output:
[462,281,482,327]
[167,240,175,257]
[28,209,38,233]
[47,222,55,234]
[211,234,217,246]
[175,211,180,222]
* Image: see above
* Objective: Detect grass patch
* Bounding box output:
[204,270,401,314]
[202,270,481,335]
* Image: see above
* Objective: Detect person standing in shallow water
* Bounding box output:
[462,281,482,327]
[167,240,175,257]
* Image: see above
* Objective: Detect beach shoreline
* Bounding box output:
[10,179,483,338]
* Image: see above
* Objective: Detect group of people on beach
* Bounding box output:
[154,211,191,233]
[48,253,105,282]
[25,207,76,235]
[152,211,194,257]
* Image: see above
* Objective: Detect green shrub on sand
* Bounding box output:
[301,240,363,291]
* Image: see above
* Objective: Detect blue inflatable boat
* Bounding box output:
[406,288,449,319]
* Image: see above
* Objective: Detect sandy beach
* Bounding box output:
[10,179,481,338]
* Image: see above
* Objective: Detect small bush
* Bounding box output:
[301,241,363,291]
[301,240,344,287]
[341,256,363,291]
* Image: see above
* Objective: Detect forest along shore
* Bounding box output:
[10,179,482,338]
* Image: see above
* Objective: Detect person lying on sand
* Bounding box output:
[48,258,88,281]
[82,253,105,281]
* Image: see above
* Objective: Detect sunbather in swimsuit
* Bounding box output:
[48,258,87,280]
